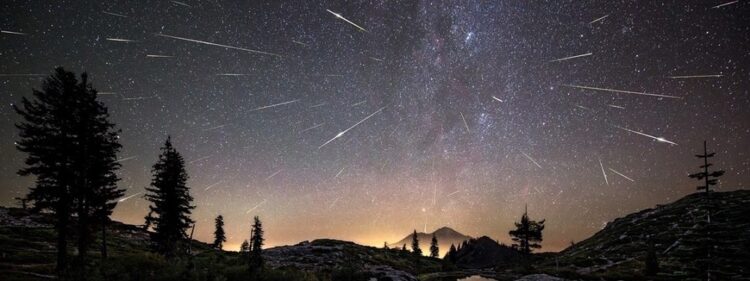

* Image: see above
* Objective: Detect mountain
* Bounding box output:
[447,236,520,269]
[389,226,472,257]
[555,190,750,279]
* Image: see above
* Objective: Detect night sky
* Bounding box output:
[1,1,749,252]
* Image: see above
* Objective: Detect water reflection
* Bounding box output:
[458,275,497,281]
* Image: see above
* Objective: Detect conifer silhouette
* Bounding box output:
[144,136,195,257]
[15,68,123,271]
[213,215,226,250]
[509,205,545,255]
[249,216,265,271]
[688,141,725,280]
[429,234,439,258]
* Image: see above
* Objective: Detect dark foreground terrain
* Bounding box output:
[2,190,748,281]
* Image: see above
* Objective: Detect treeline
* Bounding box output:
[13,68,267,280]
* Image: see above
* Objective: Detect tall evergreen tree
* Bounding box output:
[445,244,457,263]
[411,230,422,256]
[249,216,264,270]
[144,136,195,257]
[213,215,226,250]
[14,68,123,271]
[508,206,545,255]
[688,141,724,280]
[429,234,439,258]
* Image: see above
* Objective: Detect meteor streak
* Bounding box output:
[102,11,127,18]
[550,52,592,62]
[667,74,723,79]
[292,40,308,46]
[299,123,324,134]
[203,181,222,191]
[1,30,26,35]
[248,99,300,112]
[115,156,137,163]
[155,33,281,57]
[216,73,251,76]
[460,112,470,132]
[171,1,191,7]
[265,169,282,181]
[599,159,609,185]
[326,9,368,32]
[712,1,738,8]
[589,14,609,24]
[563,84,682,99]
[613,125,678,145]
[146,54,174,58]
[318,106,385,149]
[334,166,346,179]
[492,96,504,102]
[328,196,342,209]
[607,104,625,109]
[106,38,135,42]
[608,168,635,182]
[189,156,211,164]
[118,192,143,203]
[521,151,542,169]
[246,199,267,214]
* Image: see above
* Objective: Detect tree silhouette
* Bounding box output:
[688,141,725,280]
[508,205,545,255]
[144,136,195,257]
[402,244,407,251]
[249,216,264,271]
[383,242,389,250]
[445,244,457,263]
[429,234,439,258]
[240,240,250,254]
[411,230,422,256]
[213,215,226,250]
[14,68,123,271]
[689,141,725,197]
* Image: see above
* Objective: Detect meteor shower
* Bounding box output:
[1,1,748,281]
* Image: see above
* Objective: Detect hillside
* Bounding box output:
[555,190,750,280]
[389,226,472,257]
[0,207,442,281]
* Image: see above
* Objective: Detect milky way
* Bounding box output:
[1,1,749,251]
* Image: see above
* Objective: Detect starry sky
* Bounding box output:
[1,1,749,252]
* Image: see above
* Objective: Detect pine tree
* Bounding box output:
[213,215,226,250]
[688,141,725,280]
[411,230,422,256]
[383,242,389,250]
[508,205,545,255]
[429,234,439,258]
[144,136,195,257]
[249,216,264,271]
[402,244,407,251]
[14,68,123,271]
[240,240,250,254]
[446,244,457,262]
